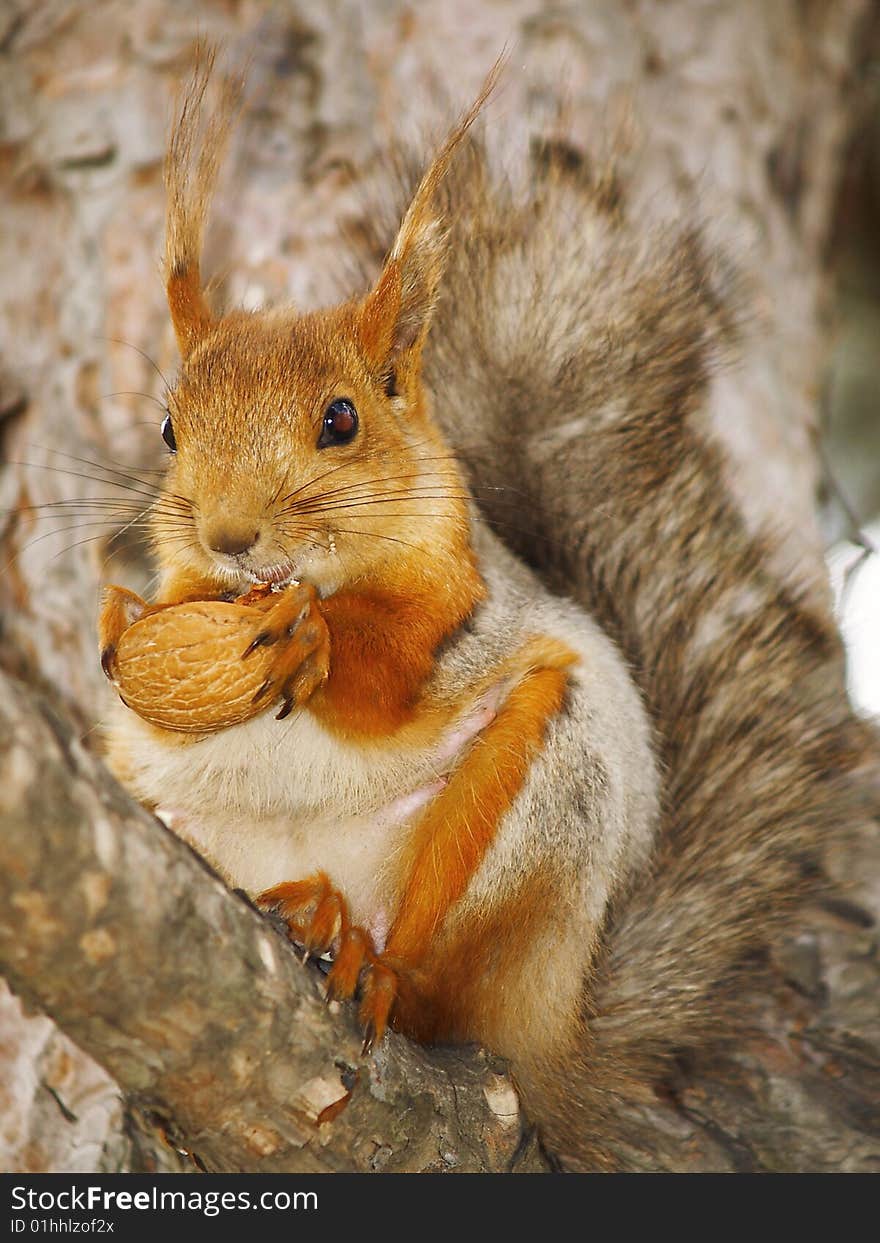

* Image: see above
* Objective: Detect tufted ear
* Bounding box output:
[358,209,448,381]
[164,45,241,357]
[358,62,502,386]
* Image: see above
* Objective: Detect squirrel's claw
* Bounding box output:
[241,630,272,659]
[276,652,329,718]
[100,645,117,681]
[241,583,330,715]
[251,678,272,704]
[358,961,397,1052]
[257,873,398,1051]
[98,584,149,683]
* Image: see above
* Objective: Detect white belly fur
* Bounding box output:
[108,699,457,931]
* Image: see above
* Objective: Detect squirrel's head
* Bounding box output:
[152,51,494,598]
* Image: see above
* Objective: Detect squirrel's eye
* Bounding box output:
[318,399,358,449]
[161,414,177,453]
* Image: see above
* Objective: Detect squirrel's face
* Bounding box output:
[151,307,467,596]
[156,69,482,598]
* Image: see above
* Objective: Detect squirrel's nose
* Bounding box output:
[204,526,259,557]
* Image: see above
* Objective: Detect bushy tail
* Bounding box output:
[370,137,878,1168]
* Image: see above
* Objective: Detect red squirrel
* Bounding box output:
[100,52,874,1171]
[99,56,659,1140]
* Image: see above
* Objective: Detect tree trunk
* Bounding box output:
[1,0,877,1172]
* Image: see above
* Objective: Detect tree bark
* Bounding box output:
[0,0,878,1172]
[0,661,546,1173]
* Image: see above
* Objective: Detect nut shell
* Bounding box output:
[113,599,276,734]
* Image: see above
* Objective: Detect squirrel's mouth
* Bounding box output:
[244,562,296,587]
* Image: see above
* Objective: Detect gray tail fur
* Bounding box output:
[363,136,877,1169]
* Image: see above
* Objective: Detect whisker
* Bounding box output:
[9,460,168,506]
[265,471,291,515]
[3,498,195,549]
[275,453,525,516]
[7,494,190,516]
[100,390,170,413]
[95,456,174,481]
[278,508,563,552]
[43,529,147,570]
[9,461,196,520]
[10,502,152,519]
[280,522,423,554]
[274,445,468,510]
[3,518,156,576]
[276,465,462,517]
[281,491,532,519]
[98,336,172,393]
[23,445,192,507]
[275,456,386,509]
[284,505,462,524]
[113,499,166,542]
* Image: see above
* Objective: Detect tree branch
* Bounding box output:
[0,664,547,1174]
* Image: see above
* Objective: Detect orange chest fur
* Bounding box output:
[312,570,485,739]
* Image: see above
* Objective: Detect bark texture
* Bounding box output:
[0,662,546,1173]
[0,0,878,1172]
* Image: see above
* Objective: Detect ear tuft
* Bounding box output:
[164,43,242,357]
[383,367,399,399]
[358,58,504,376]
[389,214,450,353]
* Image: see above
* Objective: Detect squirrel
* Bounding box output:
[99,54,874,1171]
[99,57,660,1163]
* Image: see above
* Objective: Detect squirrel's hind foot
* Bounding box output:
[258,872,399,1050]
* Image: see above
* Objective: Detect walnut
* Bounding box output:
[111,597,277,734]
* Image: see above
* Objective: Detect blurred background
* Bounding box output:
[824,79,880,717]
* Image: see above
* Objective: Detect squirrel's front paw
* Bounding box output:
[98,585,149,682]
[242,583,330,719]
[258,872,398,1052]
